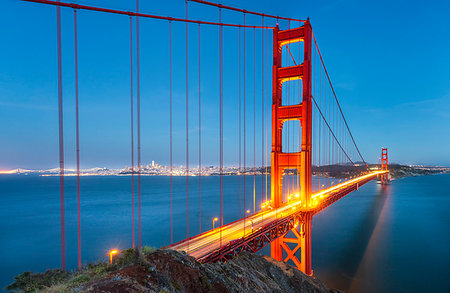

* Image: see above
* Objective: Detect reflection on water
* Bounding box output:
[313,175,450,293]
[347,184,391,293]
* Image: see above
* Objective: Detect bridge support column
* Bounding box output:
[381,148,389,184]
[270,20,313,275]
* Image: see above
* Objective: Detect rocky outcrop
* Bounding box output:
[83,249,339,293]
[8,249,341,292]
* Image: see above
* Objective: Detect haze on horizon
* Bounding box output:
[1,0,449,170]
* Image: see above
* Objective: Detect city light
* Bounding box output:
[212,217,218,230]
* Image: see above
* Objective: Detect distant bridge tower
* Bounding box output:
[381,148,389,184]
[270,20,313,276]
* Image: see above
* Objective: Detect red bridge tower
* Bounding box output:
[381,148,389,184]
[270,20,313,275]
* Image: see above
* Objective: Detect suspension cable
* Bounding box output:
[187,0,306,22]
[238,26,242,218]
[311,96,355,166]
[74,8,81,270]
[312,32,369,169]
[253,27,255,214]
[169,20,173,244]
[185,0,190,251]
[198,23,202,234]
[219,6,224,246]
[23,0,274,29]
[56,1,65,271]
[136,0,142,250]
[129,15,135,249]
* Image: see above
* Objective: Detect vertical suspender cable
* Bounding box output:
[219,7,224,245]
[312,41,315,191]
[56,1,65,271]
[253,27,255,213]
[243,12,246,226]
[265,26,268,202]
[129,15,135,250]
[185,0,190,249]
[136,0,142,250]
[286,20,290,197]
[198,23,201,233]
[74,8,81,270]
[261,17,264,204]
[169,20,173,244]
[238,26,241,218]
[319,47,322,189]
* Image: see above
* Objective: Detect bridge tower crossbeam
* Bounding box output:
[270,20,313,275]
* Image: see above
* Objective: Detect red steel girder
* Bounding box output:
[278,104,302,122]
[271,19,312,275]
[277,152,302,168]
[199,213,301,263]
[278,64,304,83]
[278,27,305,46]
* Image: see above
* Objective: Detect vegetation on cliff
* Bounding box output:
[7,248,340,293]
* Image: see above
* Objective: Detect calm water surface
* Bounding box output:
[1,174,449,292]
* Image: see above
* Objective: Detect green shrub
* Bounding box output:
[6,269,70,292]
[66,273,91,288]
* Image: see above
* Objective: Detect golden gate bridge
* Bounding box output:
[20,0,389,276]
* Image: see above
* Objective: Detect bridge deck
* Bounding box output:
[170,171,388,262]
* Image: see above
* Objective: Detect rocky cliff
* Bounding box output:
[7,249,341,293]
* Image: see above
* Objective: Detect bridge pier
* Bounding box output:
[270,20,313,275]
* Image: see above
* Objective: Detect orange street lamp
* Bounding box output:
[212,217,218,230]
[109,249,118,264]
[246,209,250,217]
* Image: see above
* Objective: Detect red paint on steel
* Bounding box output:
[56,1,65,271]
[243,13,246,233]
[169,21,173,244]
[136,0,142,250]
[219,7,224,246]
[312,32,369,170]
[253,27,256,214]
[381,148,389,184]
[270,20,313,275]
[186,0,190,251]
[129,15,135,250]
[311,97,354,164]
[74,8,81,270]
[187,0,306,22]
[238,26,242,219]
[261,17,265,204]
[198,23,202,234]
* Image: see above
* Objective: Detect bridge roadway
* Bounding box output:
[170,170,388,262]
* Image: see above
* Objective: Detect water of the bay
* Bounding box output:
[1,174,449,292]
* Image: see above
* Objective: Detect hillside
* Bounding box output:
[7,248,340,293]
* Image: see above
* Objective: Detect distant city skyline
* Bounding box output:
[1,0,449,170]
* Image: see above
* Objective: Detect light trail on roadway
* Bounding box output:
[171,170,388,260]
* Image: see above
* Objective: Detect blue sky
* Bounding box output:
[1,0,449,169]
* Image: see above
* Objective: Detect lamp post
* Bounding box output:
[244,209,250,236]
[212,217,218,230]
[109,249,118,264]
